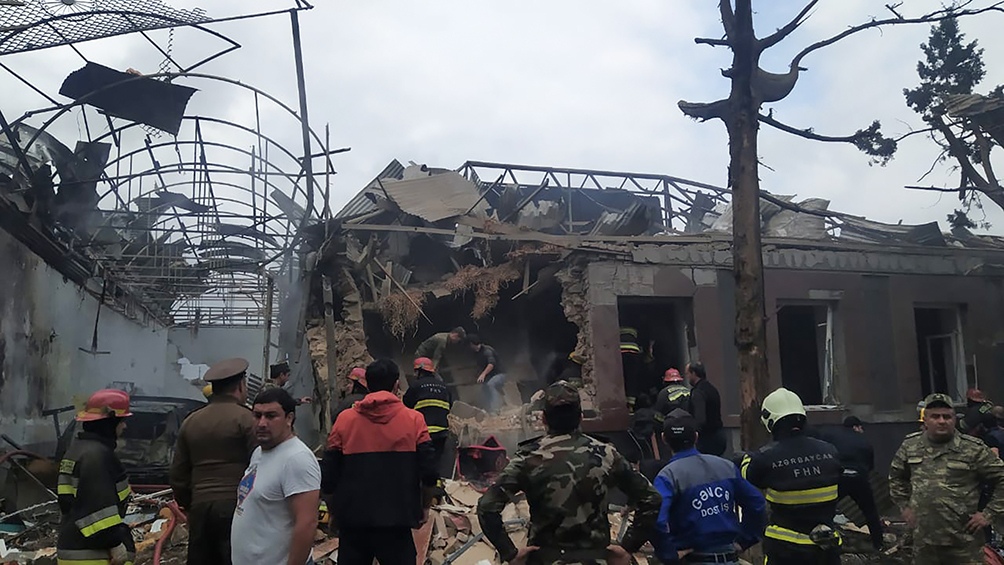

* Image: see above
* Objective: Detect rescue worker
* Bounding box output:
[57,389,136,565]
[403,357,454,470]
[620,327,644,412]
[477,381,661,565]
[889,392,1004,565]
[169,358,257,565]
[653,368,691,426]
[653,408,766,563]
[331,367,368,424]
[741,387,842,565]
[414,326,466,372]
[261,361,312,405]
[546,351,584,386]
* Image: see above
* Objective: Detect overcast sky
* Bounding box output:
[6,0,1004,232]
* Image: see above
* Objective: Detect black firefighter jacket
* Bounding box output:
[57,431,136,564]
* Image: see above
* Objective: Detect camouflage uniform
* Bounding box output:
[889,396,1004,565]
[477,381,661,565]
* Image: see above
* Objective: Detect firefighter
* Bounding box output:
[403,357,454,471]
[741,388,842,565]
[653,368,690,426]
[57,389,136,565]
[332,367,369,424]
[620,327,643,412]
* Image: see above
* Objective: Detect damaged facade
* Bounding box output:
[0,1,330,454]
[308,160,1004,469]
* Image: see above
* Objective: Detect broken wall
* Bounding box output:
[0,226,196,450]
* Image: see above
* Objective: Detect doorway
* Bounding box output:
[616,297,698,400]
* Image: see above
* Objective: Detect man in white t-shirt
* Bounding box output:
[232,387,321,565]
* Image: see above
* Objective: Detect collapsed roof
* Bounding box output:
[0,1,326,327]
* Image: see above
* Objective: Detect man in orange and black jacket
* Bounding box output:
[321,359,440,565]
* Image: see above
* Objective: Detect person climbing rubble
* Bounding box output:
[477,380,661,565]
[414,326,467,376]
[57,389,136,565]
[740,387,842,565]
[404,357,454,471]
[470,334,507,413]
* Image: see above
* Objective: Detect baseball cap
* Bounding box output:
[923,393,955,410]
[842,415,864,428]
[663,408,697,440]
[544,380,581,409]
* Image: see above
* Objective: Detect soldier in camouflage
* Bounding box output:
[477,381,661,565]
[889,392,1004,565]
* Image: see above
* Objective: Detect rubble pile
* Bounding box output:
[305,479,669,565]
[0,492,187,565]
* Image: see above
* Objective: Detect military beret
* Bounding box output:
[204,358,249,382]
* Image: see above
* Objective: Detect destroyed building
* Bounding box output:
[306,159,1004,469]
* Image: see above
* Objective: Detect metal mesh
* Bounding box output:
[0,0,209,55]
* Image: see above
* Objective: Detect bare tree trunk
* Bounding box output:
[727,0,771,450]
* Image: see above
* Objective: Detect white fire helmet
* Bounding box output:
[761,387,807,433]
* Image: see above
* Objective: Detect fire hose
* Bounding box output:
[151,500,186,565]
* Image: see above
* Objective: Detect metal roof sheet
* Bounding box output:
[379,171,486,223]
[334,159,405,219]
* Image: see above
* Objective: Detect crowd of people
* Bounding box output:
[51,340,1004,565]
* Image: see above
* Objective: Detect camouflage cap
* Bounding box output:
[544,380,581,409]
[923,392,955,410]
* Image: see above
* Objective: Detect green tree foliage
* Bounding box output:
[904,18,1003,228]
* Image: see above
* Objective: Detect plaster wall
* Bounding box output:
[0,227,199,449]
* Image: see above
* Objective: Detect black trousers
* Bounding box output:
[838,473,884,549]
[763,538,841,565]
[186,498,236,565]
[338,526,417,565]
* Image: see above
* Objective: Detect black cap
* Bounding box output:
[843,415,863,428]
[663,408,697,440]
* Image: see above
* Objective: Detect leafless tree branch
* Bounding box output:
[758,112,860,143]
[893,127,937,143]
[790,1,1004,69]
[905,184,965,192]
[719,0,737,39]
[696,36,731,47]
[759,0,819,51]
[886,2,905,19]
[917,147,950,183]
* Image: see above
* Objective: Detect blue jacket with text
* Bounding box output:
[653,447,766,562]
